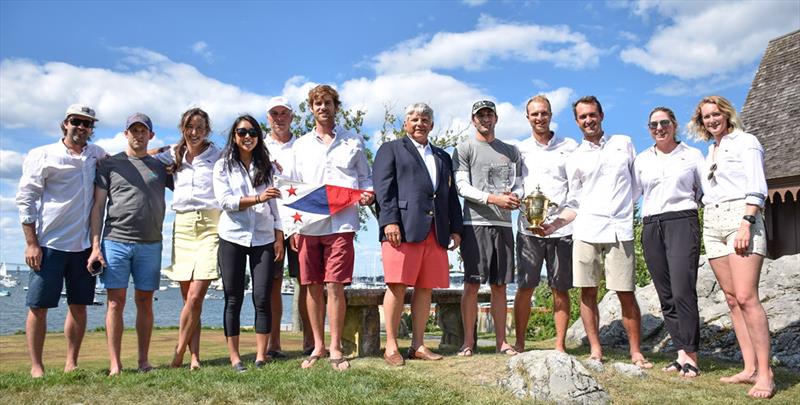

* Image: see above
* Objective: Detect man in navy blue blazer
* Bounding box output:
[372,102,463,366]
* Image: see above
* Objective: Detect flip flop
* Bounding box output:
[681,363,700,378]
[662,360,683,373]
[137,365,154,373]
[632,358,654,369]
[329,357,350,371]
[457,347,473,357]
[498,347,518,356]
[301,354,321,369]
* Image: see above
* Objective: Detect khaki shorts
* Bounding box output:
[703,200,767,259]
[573,239,635,291]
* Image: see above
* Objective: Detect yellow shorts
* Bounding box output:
[164,209,221,281]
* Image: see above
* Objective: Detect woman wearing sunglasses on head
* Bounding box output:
[153,108,222,370]
[688,95,772,399]
[213,114,284,372]
[633,107,704,378]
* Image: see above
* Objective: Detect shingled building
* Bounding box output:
[740,29,800,258]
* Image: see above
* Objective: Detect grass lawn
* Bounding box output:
[1,329,798,404]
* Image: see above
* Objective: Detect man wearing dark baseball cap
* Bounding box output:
[88,112,172,375]
[453,99,523,357]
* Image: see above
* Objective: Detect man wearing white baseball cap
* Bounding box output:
[16,103,106,377]
[264,96,313,358]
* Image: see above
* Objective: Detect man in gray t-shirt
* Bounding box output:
[453,100,522,357]
[88,113,170,375]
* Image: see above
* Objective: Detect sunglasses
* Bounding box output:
[69,118,94,128]
[647,119,672,130]
[235,128,260,138]
[707,163,717,180]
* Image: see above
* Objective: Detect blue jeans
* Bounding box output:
[100,240,162,291]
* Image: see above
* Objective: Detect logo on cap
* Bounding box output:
[471,100,496,116]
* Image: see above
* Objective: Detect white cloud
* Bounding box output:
[618,30,638,42]
[462,0,488,6]
[0,48,270,134]
[191,41,214,63]
[372,15,600,74]
[0,150,24,180]
[620,1,799,79]
[0,195,16,214]
[94,131,166,155]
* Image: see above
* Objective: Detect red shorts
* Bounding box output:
[297,232,354,285]
[381,228,449,289]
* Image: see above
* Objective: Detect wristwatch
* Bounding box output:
[742,215,756,224]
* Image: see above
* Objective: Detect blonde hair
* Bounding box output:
[525,94,552,114]
[687,95,744,141]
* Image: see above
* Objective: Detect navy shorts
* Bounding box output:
[461,225,514,285]
[27,247,95,309]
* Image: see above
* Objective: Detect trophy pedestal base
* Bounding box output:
[525,225,544,232]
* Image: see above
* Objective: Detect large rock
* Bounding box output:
[501,350,610,404]
[567,254,800,370]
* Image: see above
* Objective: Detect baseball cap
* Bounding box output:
[64,104,98,121]
[266,96,293,113]
[126,113,153,131]
[471,100,497,116]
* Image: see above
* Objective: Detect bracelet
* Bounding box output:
[255,195,261,204]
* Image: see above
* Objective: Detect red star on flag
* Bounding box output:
[287,185,298,197]
[292,212,303,223]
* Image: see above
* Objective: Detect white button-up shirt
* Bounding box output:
[265,135,296,178]
[16,140,106,251]
[213,159,281,247]
[566,135,635,243]
[408,136,438,189]
[634,142,704,217]
[289,126,372,236]
[518,134,578,237]
[700,130,768,208]
[155,144,222,212]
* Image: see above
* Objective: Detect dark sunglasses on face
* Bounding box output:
[235,128,259,138]
[69,118,94,128]
[648,119,672,130]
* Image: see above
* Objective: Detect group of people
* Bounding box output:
[16,88,773,398]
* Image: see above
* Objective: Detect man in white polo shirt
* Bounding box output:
[540,95,652,368]
[264,96,313,358]
[514,95,577,353]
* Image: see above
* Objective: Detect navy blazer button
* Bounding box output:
[427,210,434,216]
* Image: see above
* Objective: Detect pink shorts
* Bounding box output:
[297,232,354,285]
[381,228,449,289]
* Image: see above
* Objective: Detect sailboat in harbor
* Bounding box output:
[0,263,18,288]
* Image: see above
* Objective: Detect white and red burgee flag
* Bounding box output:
[274,177,370,235]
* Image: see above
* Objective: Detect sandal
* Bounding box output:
[329,357,350,371]
[301,354,321,369]
[681,363,700,378]
[662,360,683,373]
[457,347,473,357]
[498,347,518,356]
[267,350,287,359]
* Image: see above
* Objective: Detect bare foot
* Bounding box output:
[30,365,44,378]
[748,381,775,399]
[137,362,153,373]
[720,370,757,384]
[64,364,78,373]
[631,356,654,369]
[171,351,184,368]
[190,361,201,370]
[108,368,122,377]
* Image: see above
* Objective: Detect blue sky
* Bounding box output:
[1,0,798,274]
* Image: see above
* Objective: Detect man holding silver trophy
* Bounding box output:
[513,95,578,353]
[539,96,653,369]
[453,100,522,357]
